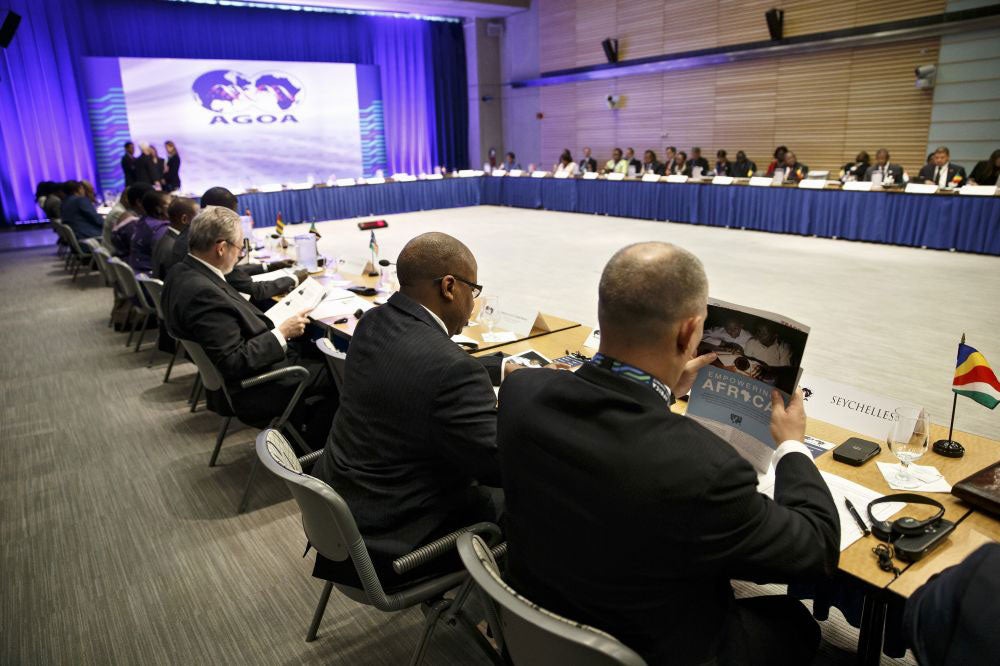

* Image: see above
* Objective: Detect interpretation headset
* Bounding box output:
[866,493,945,542]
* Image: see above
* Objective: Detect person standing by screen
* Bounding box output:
[164,141,182,193]
[136,144,165,189]
[121,142,138,187]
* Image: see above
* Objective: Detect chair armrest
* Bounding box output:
[393,522,501,575]
[240,365,309,389]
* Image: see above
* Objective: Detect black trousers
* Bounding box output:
[718,594,821,666]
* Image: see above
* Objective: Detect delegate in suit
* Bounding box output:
[918,146,967,188]
[497,242,840,666]
[311,232,511,589]
[161,205,335,450]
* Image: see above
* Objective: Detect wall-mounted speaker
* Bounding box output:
[601,38,619,64]
[765,8,784,41]
[0,11,21,48]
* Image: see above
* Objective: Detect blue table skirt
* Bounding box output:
[238,177,1000,255]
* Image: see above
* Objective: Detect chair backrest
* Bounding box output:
[457,533,647,666]
[176,337,227,392]
[136,275,165,318]
[107,257,138,299]
[255,429,394,606]
[90,246,114,287]
[61,223,86,255]
[314,337,347,391]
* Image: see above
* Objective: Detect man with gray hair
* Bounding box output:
[161,205,335,449]
[497,242,839,665]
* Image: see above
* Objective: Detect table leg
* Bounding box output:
[857,591,887,666]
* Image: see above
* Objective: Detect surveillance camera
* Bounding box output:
[914,64,936,78]
[605,94,621,109]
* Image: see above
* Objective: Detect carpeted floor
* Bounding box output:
[1,221,920,665]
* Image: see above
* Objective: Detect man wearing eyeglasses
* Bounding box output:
[161,205,335,450]
[311,231,513,589]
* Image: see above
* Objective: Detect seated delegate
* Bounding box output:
[497,242,839,665]
[161,205,336,450]
[969,149,1000,186]
[917,146,967,188]
[60,181,104,241]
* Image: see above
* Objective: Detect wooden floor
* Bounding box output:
[0,219,934,665]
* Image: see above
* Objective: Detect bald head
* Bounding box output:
[397,232,476,287]
[598,242,708,343]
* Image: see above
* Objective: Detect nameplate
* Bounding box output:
[553,171,571,179]
[366,176,386,185]
[582,328,601,350]
[749,176,773,187]
[843,181,874,192]
[798,372,920,442]
[258,183,284,192]
[959,185,999,197]
[391,173,416,182]
[642,173,662,183]
[339,257,368,277]
[423,173,444,180]
[491,169,507,177]
[458,170,478,178]
[798,179,829,190]
[507,169,523,177]
[499,309,538,337]
[335,178,356,187]
[582,171,600,180]
[905,183,938,194]
[712,176,734,185]
[529,170,549,178]
[665,174,687,183]
[606,172,626,181]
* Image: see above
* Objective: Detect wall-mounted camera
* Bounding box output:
[914,64,937,89]
[606,94,622,109]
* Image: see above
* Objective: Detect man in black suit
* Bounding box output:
[578,146,598,173]
[864,148,905,185]
[658,146,678,176]
[497,242,840,666]
[311,232,509,589]
[161,205,334,449]
[904,543,1000,665]
[162,186,301,307]
[782,151,809,182]
[918,146,967,188]
[121,141,137,187]
[624,147,643,175]
[687,146,710,176]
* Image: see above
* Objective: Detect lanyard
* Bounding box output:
[591,353,673,405]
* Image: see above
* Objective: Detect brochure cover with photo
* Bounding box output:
[686,298,810,472]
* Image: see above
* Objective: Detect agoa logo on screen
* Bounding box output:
[192,69,302,125]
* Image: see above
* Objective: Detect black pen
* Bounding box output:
[844,498,870,537]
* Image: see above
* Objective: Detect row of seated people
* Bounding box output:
[523,144,1000,187]
[157,192,993,665]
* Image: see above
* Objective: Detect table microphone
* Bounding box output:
[378,259,394,267]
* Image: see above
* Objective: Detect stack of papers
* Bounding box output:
[250,268,296,283]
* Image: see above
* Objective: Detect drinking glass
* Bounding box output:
[886,409,930,488]
[480,295,500,333]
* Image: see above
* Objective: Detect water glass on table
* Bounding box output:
[886,409,930,489]
[480,295,500,333]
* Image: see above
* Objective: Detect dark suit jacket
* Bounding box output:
[60,195,104,240]
[904,543,1000,666]
[579,157,598,173]
[498,363,840,665]
[918,162,967,187]
[713,160,732,176]
[166,227,296,302]
[864,163,904,184]
[121,154,137,186]
[152,228,180,280]
[136,154,164,185]
[688,156,710,175]
[732,159,757,177]
[164,154,181,190]
[841,161,870,181]
[311,292,503,581]
[785,162,809,181]
[969,160,997,186]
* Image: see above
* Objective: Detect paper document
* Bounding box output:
[310,295,374,321]
[265,277,327,328]
[757,468,904,551]
[251,268,295,283]
[876,462,952,493]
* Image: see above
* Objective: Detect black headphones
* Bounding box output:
[867,493,945,542]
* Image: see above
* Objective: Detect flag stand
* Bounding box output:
[932,333,966,458]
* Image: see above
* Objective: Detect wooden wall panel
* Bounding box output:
[535,0,945,173]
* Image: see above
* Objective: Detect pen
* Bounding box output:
[844,498,870,537]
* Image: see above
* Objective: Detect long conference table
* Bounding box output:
[293,265,999,665]
[236,176,1000,255]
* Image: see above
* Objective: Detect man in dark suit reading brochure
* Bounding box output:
[497,242,840,666]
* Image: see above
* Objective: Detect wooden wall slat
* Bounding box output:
[535,0,944,173]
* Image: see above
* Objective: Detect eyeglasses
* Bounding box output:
[434,275,482,298]
[219,239,247,258]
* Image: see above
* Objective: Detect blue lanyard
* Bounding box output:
[591,353,673,405]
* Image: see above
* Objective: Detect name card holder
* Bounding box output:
[508,169,523,177]
[798,179,828,190]
[531,170,550,178]
[606,172,626,181]
[712,176,734,185]
[905,182,939,194]
[491,169,507,177]
[340,257,368,276]
[423,173,444,180]
[843,181,874,192]
[582,171,600,180]
[458,169,478,178]
[335,178,357,187]
[553,171,571,179]
[642,173,663,183]
[366,176,386,185]
[959,185,999,197]
[749,176,773,187]
[665,174,688,183]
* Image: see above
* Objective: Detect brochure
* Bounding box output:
[686,298,810,472]
[264,277,327,328]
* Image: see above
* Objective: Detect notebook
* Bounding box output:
[952,460,1000,517]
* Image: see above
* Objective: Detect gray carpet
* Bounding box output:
[0,228,913,665]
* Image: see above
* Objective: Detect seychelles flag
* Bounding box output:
[952,343,1000,409]
[369,230,379,256]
